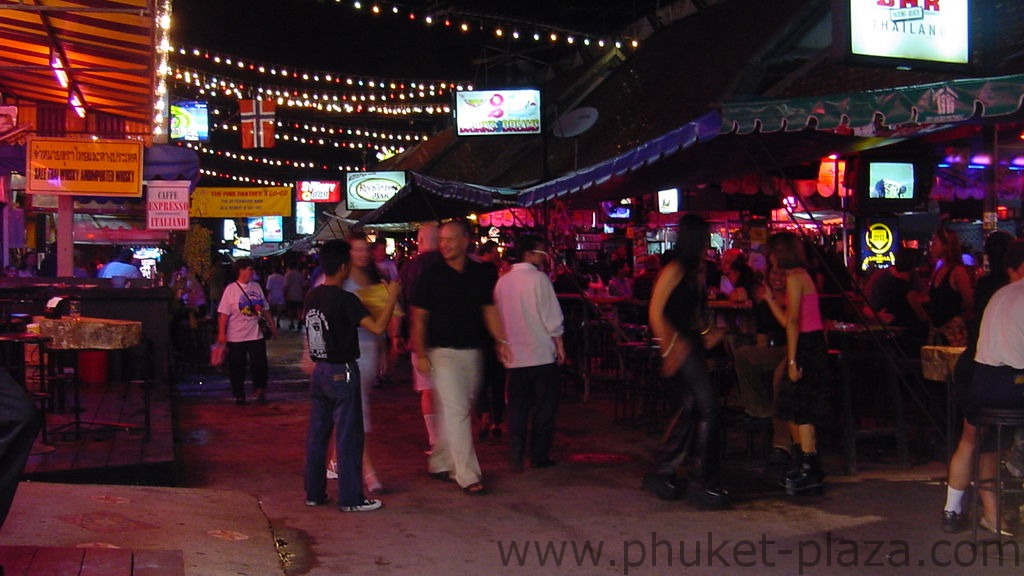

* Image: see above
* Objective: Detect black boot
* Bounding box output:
[642,472,685,501]
[784,452,825,496]
[780,443,803,486]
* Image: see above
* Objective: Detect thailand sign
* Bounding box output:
[190,186,293,217]
[146,180,191,230]
[26,137,143,196]
[847,0,969,65]
[454,89,541,136]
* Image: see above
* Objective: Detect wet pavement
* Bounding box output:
[2,328,1021,575]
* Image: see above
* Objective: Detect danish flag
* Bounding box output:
[239,99,275,149]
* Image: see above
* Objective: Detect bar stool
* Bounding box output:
[971,407,1024,544]
[0,332,54,448]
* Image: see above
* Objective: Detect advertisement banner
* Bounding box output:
[190,186,293,217]
[346,172,405,210]
[26,137,143,196]
[146,180,191,230]
[455,89,541,136]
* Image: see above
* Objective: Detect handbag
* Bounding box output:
[238,282,274,340]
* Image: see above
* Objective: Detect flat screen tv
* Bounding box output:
[852,157,932,213]
[170,100,210,141]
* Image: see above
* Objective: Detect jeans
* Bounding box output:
[654,349,722,489]
[304,361,364,507]
[507,363,560,466]
[227,338,268,400]
[428,348,483,487]
[0,368,39,527]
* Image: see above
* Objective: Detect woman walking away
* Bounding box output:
[765,232,830,496]
[642,214,728,509]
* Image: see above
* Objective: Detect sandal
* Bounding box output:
[462,482,487,496]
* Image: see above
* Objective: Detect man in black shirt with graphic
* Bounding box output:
[303,239,398,512]
[411,220,509,495]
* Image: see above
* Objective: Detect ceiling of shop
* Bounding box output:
[0,0,157,123]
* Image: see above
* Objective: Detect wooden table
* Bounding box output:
[36,316,145,439]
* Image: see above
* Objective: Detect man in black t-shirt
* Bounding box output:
[411,220,509,496]
[302,239,398,513]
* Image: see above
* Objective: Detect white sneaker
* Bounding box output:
[339,498,382,512]
[326,459,338,479]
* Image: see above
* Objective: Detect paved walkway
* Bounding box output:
[1,329,1021,575]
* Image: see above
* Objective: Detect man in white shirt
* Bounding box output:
[494,235,565,470]
[98,249,142,279]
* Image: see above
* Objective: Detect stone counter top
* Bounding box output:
[38,316,143,350]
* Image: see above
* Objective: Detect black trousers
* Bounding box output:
[507,363,560,466]
[0,368,39,528]
[227,339,268,400]
[653,349,721,489]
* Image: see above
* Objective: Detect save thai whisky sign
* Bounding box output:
[26,137,143,197]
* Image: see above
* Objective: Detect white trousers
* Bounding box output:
[428,347,483,487]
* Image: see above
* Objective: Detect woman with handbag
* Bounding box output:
[217,258,276,405]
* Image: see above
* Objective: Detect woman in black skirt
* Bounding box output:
[765,232,830,496]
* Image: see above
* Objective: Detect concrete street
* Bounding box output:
[1,328,1020,575]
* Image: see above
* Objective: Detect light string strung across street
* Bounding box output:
[338,0,640,51]
[179,141,366,174]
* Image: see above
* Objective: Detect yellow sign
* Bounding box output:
[26,137,143,196]
[190,186,293,218]
[862,222,896,271]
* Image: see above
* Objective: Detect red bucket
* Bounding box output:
[77,351,108,385]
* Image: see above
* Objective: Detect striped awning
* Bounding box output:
[722,74,1024,135]
[0,0,159,123]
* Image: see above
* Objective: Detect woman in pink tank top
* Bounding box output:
[765,232,830,497]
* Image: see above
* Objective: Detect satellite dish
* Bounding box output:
[552,107,599,138]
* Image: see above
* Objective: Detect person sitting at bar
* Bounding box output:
[941,240,1024,536]
[733,263,790,464]
[862,249,928,349]
[607,261,634,298]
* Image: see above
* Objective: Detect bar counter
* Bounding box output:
[0,278,173,383]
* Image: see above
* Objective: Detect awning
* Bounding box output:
[355,172,520,226]
[73,214,168,245]
[0,0,159,123]
[518,111,722,207]
[722,74,1024,134]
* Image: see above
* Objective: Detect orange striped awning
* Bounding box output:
[0,0,157,123]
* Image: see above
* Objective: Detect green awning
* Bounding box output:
[722,74,1024,134]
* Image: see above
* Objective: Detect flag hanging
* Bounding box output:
[239,99,276,149]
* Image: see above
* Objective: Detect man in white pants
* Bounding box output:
[411,220,508,495]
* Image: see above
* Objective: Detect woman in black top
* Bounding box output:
[642,214,728,509]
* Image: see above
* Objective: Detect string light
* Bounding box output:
[338,0,639,50]
[183,142,365,173]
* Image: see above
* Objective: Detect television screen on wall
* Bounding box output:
[853,156,933,213]
[170,100,210,141]
[454,89,541,136]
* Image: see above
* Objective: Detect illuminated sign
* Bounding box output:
[860,220,898,271]
[657,188,679,214]
[146,180,191,230]
[454,89,541,136]
[847,0,969,65]
[190,186,293,217]
[170,101,210,141]
[296,180,341,203]
[345,171,406,210]
[26,137,143,197]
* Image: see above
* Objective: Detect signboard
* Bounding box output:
[190,186,293,217]
[26,137,143,196]
[296,201,316,235]
[454,89,541,136]
[296,180,341,203]
[345,171,405,210]
[860,218,899,271]
[146,180,191,230]
[844,0,969,66]
[170,100,210,141]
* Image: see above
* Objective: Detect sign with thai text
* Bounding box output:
[146,180,191,230]
[190,186,293,217]
[26,137,143,196]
